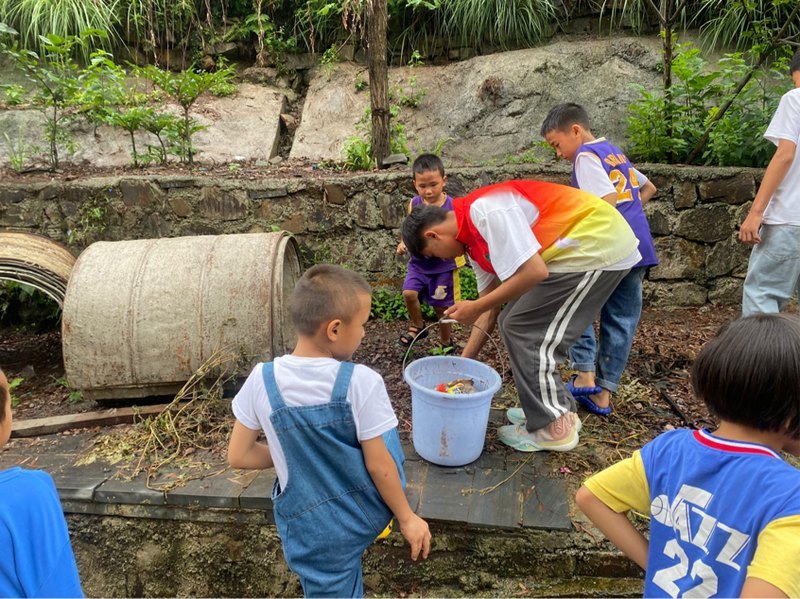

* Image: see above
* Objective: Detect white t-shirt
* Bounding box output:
[575,154,648,201]
[467,191,641,293]
[232,355,398,488]
[763,87,800,225]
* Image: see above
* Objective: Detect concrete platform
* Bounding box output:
[0,409,644,596]
[0,409,569,531]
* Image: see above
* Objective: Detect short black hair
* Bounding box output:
[289,264,372,336]
[691,314,800,438]
[791,49,800,75]
[412,153,445,178]
[540,103,591,137]
[0,368,8,424]
[401,204,448,259]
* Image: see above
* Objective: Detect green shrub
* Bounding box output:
[0,0,119,61]
[445,0,557,48]
[0,281,61,331]
[626,43,790,167]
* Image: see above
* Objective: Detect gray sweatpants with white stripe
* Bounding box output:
[498,269,630,432]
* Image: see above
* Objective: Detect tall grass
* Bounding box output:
[0,0,121,61]
[445,0,557,49]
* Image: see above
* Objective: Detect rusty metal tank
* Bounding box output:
[62,232,302,401]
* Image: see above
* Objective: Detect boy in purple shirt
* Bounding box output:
[396,154,464,351]
[541,103,658,415]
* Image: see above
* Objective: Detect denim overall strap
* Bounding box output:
[329,361,354,405]
[261,361,285,412]
[262,361,395,598]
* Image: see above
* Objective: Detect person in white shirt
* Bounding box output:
[739,50,800,315]
[227,264,430,597]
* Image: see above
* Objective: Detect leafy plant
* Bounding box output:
[55,376,83,403]
[698,0,800,52]
[626,43,791,167]
[0,280,61,330]
[103,106,153,166]
[1,29,106,170]
[343,104,409,170]
[3,128,40,173]
[391,74,427,108]
[68,195,112,246]
[8,377,23,407]
[370,287,409,321]
[136,62,236,164]
[120,0,198,67]
[705,53,791,167]
[0,0,120,61]
[354,74,367,91]
[445,0,557,48]
[141,111,180,165]
[2,83,26,105]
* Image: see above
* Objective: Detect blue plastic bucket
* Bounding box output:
[404,356,502,467]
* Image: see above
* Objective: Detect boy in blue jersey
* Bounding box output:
[576,314,800,598]
[0,368,83,598]
[542,103,657,415]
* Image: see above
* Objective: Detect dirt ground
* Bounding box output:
[3,304,744,476]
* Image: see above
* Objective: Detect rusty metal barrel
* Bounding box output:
[62,232,302,401]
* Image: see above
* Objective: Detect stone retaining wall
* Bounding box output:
[67,512,643,597]
[0,163,760,307]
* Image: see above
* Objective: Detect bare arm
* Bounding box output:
[362,436,431,561]
[639,180,657,204]
[227,420,274,470]
[740,139,796,245]
[445,254,548,327]
[600,192,618,206]
[575,486,648,570]
[740,577,788,598]
[460,278,500,359]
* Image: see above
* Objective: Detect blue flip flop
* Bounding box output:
[575,394,613,416]
[566,375,602,397]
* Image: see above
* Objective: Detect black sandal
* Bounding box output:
[399,326,429,347]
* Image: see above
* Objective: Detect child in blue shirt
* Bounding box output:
[0,368,83,598]
[542,103,658,415]
[228,264,430,598]
[577,314,800,598]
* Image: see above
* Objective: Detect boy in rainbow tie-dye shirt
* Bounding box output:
[402,180,640,452]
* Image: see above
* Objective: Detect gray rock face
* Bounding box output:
[0,84,286,168]
[291,36,663,165]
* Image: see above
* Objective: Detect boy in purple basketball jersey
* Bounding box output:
[396,154,464,350]
[542,103,658,415]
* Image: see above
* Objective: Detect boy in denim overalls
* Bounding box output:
[228,264,430,597]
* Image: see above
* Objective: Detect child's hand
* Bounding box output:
[396,241,407,255]
[444,300,482,325]
[398,513,431,561]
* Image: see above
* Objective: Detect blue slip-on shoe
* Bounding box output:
[566,374,602,397]
[575,394,612,416]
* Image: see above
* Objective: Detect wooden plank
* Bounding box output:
[417,464,474,522]
[467,466,522,529]
[10,403,183,437]
[519,466,571,531]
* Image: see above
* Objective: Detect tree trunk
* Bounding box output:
[366,0,390,167]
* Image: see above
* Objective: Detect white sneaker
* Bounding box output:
[497,413,580,452]
[506,408,582,433]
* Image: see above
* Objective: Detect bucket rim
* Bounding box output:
[403,355,502,399]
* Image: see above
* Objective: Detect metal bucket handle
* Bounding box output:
[401,318,508,388]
